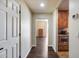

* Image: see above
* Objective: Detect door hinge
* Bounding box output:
[19,56,21,58]
[19,11,21,14]
[19,33,21,36]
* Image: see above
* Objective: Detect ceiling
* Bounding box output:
[25,0,62,13]
[58,0,69,10]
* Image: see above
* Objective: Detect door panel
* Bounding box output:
[0,49,7,58]
[0,0,19,58]
[0,0,7,57]
[12,45,16,58]
[0,0,6,9]
[0,10,6,41]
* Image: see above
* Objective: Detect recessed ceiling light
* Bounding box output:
[40,3,45,7]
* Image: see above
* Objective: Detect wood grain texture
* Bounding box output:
[58,10,68,29]
[58,10,69,51]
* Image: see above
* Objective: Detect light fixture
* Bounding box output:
[40,3,45,7]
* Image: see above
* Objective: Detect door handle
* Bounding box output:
[0,48,4,50]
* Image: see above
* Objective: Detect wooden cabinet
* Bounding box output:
[58,35,69,51]
[58,10,69,51]
[58,10,68,29]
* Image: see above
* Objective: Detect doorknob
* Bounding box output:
[0,48,4,50]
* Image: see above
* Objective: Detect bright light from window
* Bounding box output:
[40,3,45,7]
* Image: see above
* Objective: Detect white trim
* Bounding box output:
[32,45,36,47]
[25,47,32,58]
[48,45,52,47]
[36,19,48,21]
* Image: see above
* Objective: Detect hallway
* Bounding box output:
[27,38,59,58]
[0,0,79,58]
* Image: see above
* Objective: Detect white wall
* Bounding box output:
[32,13,53,46]
[20,0,32,57]
[69,0,79,58]
[51,9,58,52]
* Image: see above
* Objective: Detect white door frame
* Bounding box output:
[35,19,49,46]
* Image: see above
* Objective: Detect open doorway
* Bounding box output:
[57,0,69,58]
[35,19,48,57]
[35,19,48,39]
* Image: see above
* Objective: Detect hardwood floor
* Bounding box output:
[27,38,59,58]
[48,47,59,58]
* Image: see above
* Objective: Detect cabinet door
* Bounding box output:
[58,11,68,29]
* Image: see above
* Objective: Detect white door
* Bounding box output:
[0,0,19,58]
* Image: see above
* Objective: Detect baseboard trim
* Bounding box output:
[32,45,36,47]
[25,47,32,58]
[48,45,52,47]
[32,45,52,47]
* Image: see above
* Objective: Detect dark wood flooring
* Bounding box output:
[48,47,59,58]
[27,38,59,58]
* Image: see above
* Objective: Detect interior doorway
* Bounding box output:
[35,19,48,39]
[35,19,48,57]
[57,0,69,58]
